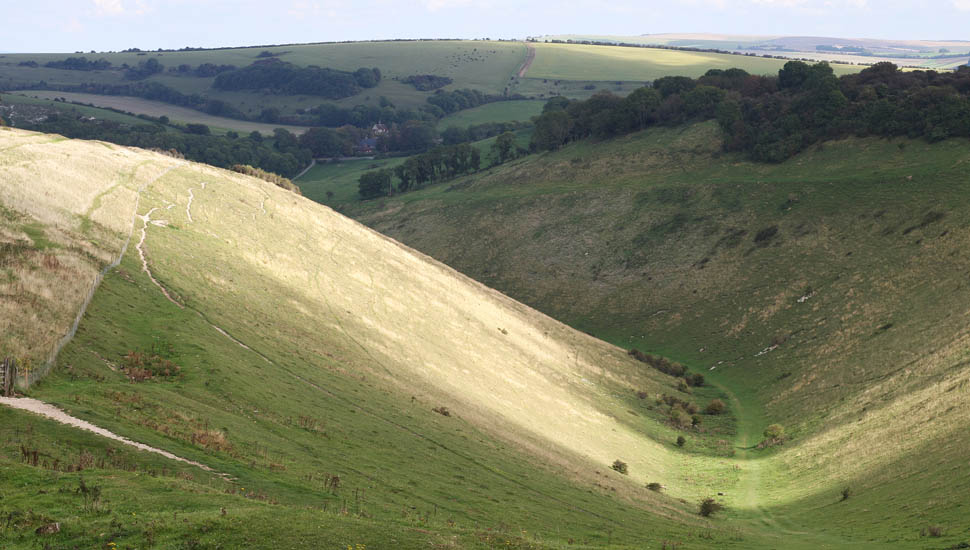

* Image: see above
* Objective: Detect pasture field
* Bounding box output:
[437,99,544,129]
[14,91,309,135]
[523,42,861,81]
[349,121,970,547]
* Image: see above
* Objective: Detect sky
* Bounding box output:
[4,0,970,53]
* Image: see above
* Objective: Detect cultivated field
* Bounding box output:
[14,91,309,135]
[522,42,861,82]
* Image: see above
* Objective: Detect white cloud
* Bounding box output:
[93,0,125,15]
[953,0,970,10]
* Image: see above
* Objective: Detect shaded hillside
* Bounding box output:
[350,121,970,546]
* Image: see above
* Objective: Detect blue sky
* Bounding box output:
[5,0,969,53]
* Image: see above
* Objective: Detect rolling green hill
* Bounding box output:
[1,127,769,549]
[347,121,970,547]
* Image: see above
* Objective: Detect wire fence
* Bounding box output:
[17,163,181,391]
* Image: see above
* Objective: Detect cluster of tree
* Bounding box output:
[124,58,165,80]
[628,349,704,387]
[530,62,970,162]
[440,121,529,145]
[816,45,867,53]
[309,101,432,128]
[173,63,238,77]
[213,59,380,99]
[10,107,311,177]
[358,131,525,199]
[402,74,453,91]
[298,119,440,158]
[44,57,112,71]
[425,88,506,116]
[359,142,482,198]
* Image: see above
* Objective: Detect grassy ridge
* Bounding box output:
[2,128,762,548]
[349,122,970,546]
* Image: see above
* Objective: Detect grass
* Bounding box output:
[12,91,309,135]
[1,128,766,548]
[522,42,861,82]
[438,100,544,129]
[347,122,970,547]
[0,41,528,118]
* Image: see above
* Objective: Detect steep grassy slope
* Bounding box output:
[349,123,970,546]
[1,127,765,549]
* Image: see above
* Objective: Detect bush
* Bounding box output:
[636,390,648,399]
[841,486,852,501]
[705,399,726,415]
[431,406,450,417]
[231,164,301,194]
[685,373,705,387]
[611,459,628,475]
[676,436,686,447]
[677,379,691,393]
[764,424,785,439]
[926,525,943,537]
[699,498,722,517]
[647,482,663,492]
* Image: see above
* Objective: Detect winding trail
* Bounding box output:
[186,181,206,223]
[137,206,183,308]
[0,396,227,477]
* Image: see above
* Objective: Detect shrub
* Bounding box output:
[759,423,786,448]
[764,424,785,439]
[670,407,691,428]
[432,406,450,417]
[691,414,702,427]
[926,525,943,537]
[647,482,664,492]
[841,486,852,501]
[699,498,722,517]
[677,379,691,393]
[676,436,686,447]
[685,373,705,387]
[231,164,301,195]
[636,390,648,399]
[611,459,628,475]
[705,399,726,415]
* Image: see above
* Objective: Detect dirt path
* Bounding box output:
[137,206,183,308]
[517,42,536,78]
[292,159,316,180]
[0,396,226,476]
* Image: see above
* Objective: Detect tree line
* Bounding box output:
[212,59,381,99]
[530,62,970,162]
[358,132,523,199]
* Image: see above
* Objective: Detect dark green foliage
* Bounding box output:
[705,399,726,415]
[647,482,663,492]
[426,88,513,115]
[699,498,722,517]
[685,373,705,387]
[491,132,517,164]
[44,57,111,71]
[403,74,453,91]
[841,486,852,501]
[611,459,628,474]
[528,62,970,163]
[213,59,379,99]
[185,123,210,135]
[124,57,164,80]
[11,109,309,177]
[676,436,686,447]
[358,169,392,199]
